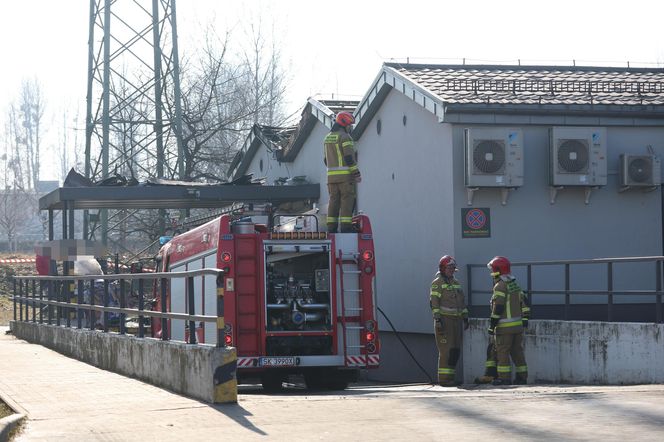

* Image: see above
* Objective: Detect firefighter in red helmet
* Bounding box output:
[430,255,469,386]
[487,256,530,385]
[323,111,361,233]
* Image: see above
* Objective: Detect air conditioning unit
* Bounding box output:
[465,128,524,188]
[549,127,607,186]
[620,154,661,187]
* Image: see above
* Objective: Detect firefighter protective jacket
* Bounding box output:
[324,128,360,184]
[430,272,469,320]
[490,275,530,334]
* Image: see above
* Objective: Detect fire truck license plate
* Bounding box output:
[260,357,296,367]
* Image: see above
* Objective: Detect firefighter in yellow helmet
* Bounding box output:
[323,111,361,233]
[486,256,530,385]
[430,255,469,386]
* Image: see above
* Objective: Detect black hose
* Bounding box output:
[377,305,435,385]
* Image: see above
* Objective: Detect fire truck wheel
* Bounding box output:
[303,372,326,390]
[261,372,284,392]
[304,370,349,391]
[324,379,349,391]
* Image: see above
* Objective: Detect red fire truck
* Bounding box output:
[153,212,380,390]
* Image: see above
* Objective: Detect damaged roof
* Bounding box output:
[226,124,297,180]
[228,99,359,179]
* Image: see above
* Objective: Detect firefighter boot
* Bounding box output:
[492,378,511,386]
[514,373,528,385]
[475,375,495,384]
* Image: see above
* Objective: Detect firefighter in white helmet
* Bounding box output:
[430,255,469,386]
[323,111,361,233]
[486,256,530,385]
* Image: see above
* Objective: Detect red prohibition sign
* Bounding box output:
[466,209,486,230]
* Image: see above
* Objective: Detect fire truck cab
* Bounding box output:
[153,211,380,391]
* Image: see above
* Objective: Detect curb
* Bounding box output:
[0,368,28,442]
[0,413,24,442]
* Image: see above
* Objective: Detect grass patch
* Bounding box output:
[0,401,12,419]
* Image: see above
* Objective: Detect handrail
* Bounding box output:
[11,268,228,345]
[467,256,664,323]
[13,268,225,281]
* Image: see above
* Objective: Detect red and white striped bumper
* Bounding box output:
[345,354,380,367]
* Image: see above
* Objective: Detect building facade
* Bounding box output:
[231,64,664,381]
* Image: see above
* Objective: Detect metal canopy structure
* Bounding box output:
[39,184,320,211]
[39,184,320,256]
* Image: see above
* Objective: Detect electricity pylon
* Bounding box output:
[84,0,185,245]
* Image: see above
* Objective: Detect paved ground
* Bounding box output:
[2,326,664,441]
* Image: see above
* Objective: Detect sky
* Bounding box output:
[1,0,663,181]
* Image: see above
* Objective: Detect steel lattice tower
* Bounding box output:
[84,0,185,244]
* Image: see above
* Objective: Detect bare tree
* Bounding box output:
[242,20,288,127]
[3,79,46,190]
[0,188,36,252]
[18,79,45,189]
[57,105,84,183]
[171,21,289,184]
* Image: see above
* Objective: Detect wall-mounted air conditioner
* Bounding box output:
[464,128,524,205]
[619,154,661,188]
[549,127,607,187]
[465,128,524,190]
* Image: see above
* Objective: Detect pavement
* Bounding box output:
[2,326,664,441]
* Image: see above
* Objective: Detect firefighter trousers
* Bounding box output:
[327,181,356,233]
[484,335,497,378]
[495,331,527,382]
[434,316,462,384]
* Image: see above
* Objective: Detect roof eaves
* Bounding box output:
[308,97,337,128]
[353,64,447,139]
[228,125,262,181]
[445,102,664,119]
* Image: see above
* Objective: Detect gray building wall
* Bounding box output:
[246,145,290,185]
[357,89,663,334]
[357,91,455,334]
[452,124,664,309]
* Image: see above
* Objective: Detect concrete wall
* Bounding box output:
[371,319,664,384]
[9,321,237,403]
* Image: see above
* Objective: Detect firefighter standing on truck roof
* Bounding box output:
[487,256,530,385]
[430,255,469,386]
[324,111,361,233]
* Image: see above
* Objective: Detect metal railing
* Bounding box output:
[11,268,228,346]
[467,256,664,323]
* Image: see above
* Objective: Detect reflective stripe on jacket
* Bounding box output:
[491,276,527,333]
[324,130,358,183]
[430,272,468,319]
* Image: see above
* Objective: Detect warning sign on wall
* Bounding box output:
[462,208,490,238]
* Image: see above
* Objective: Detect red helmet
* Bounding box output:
[439,255,457,272]
[487,256,511,276]
[335,111,355,127]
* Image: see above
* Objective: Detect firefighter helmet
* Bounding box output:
[487,256,511,277]
[335,111,355,127]
[439,255,457,272]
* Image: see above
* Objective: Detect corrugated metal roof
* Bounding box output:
[385,63,664,106]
